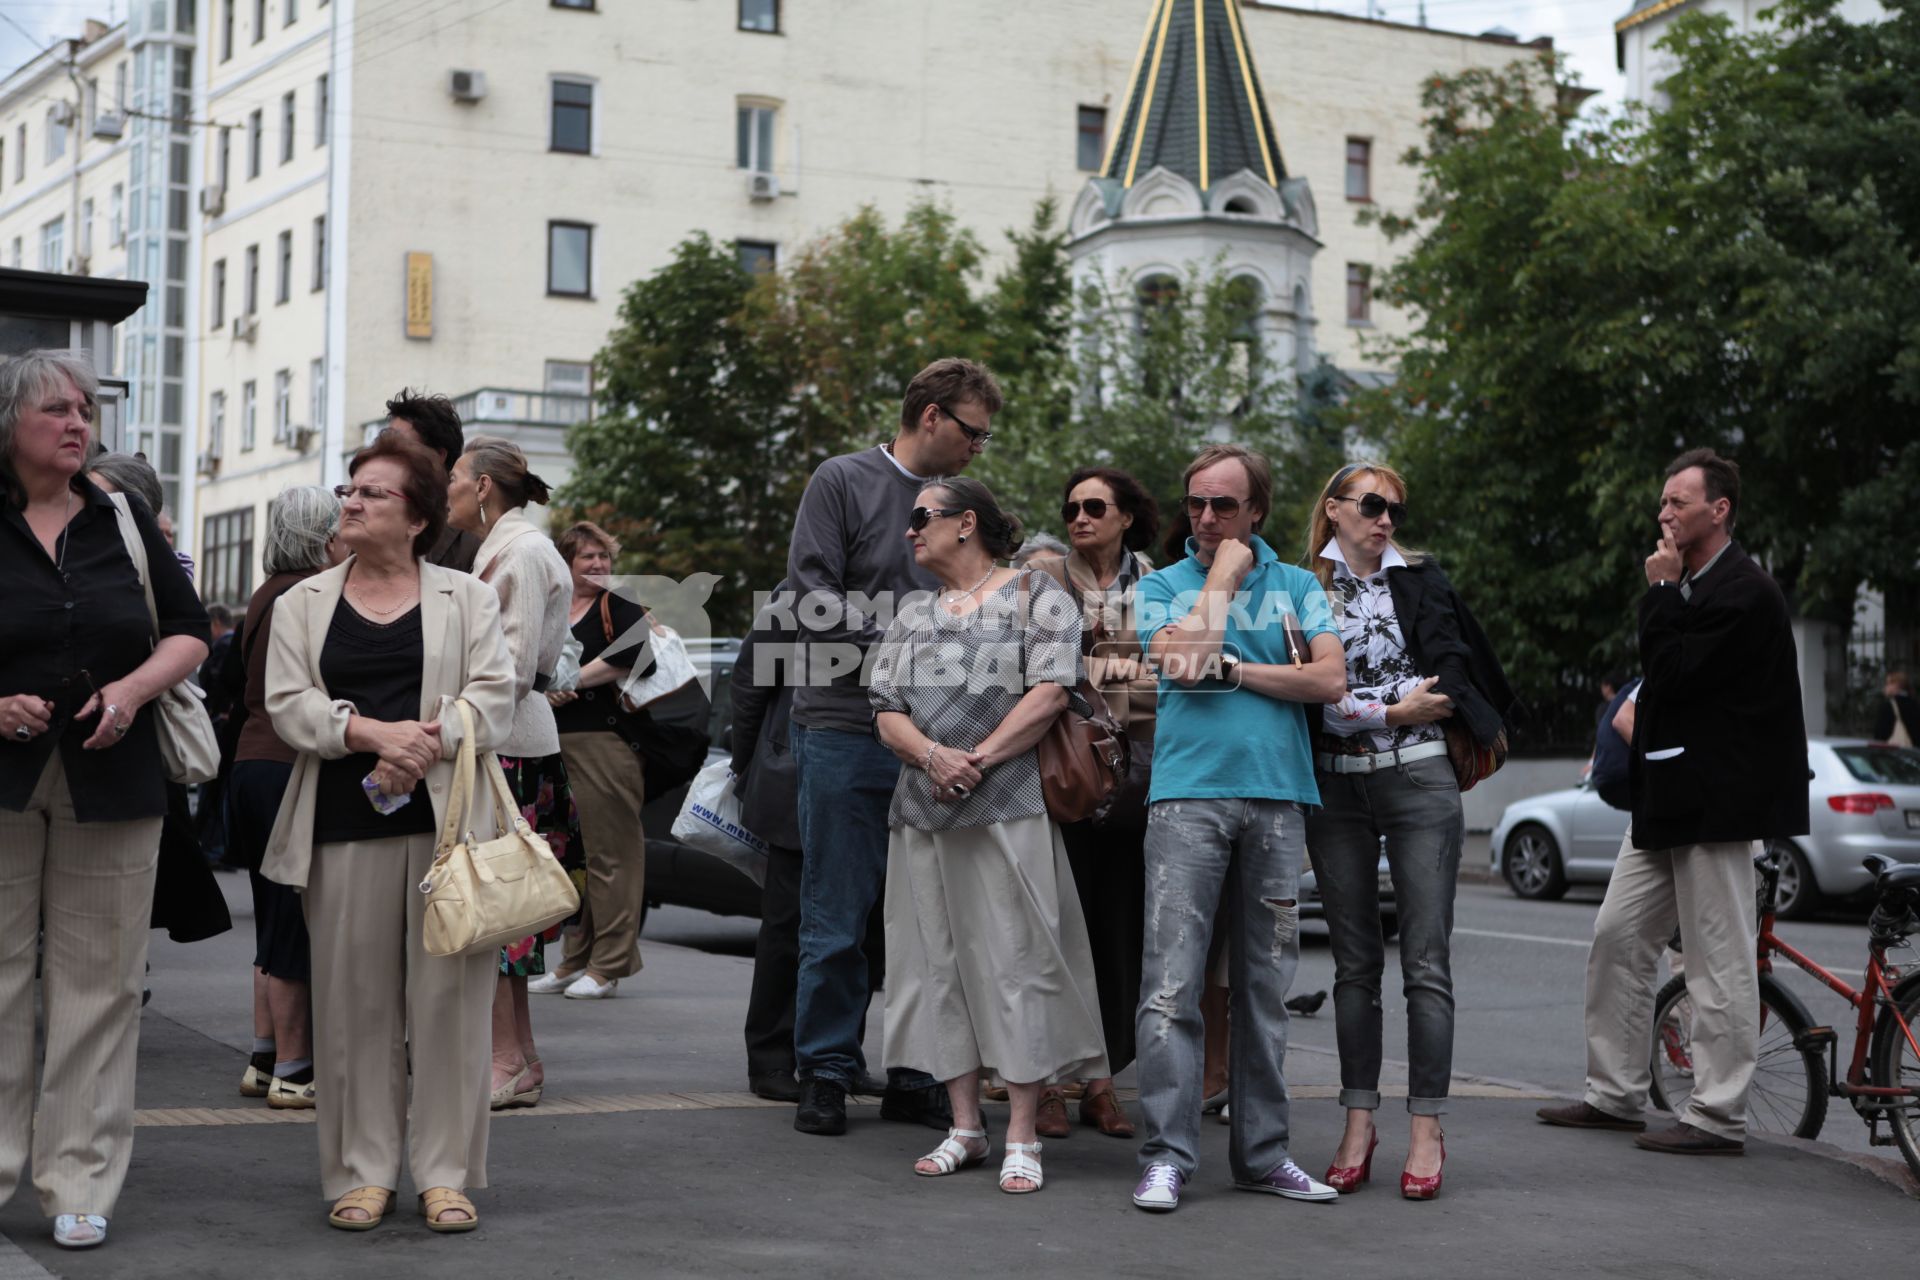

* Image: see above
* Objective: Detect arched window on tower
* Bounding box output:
[1223,276,1264,417]
[1135,273,1182,401]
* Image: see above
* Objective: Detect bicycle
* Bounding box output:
[1648,850,1920,1179]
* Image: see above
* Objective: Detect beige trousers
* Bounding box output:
[304,833,496,1199]
[0,753,160,1217]
[1583,833,1759,1140]
[558,732,646,980]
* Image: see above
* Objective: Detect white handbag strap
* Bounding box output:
[105,492,161,643]
[436,698,525,853]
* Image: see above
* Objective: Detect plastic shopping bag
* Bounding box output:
[670,759,769,885]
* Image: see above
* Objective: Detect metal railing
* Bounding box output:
[355,387,593,447]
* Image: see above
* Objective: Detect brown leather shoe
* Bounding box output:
[1535,1101,1647,1131]
[1079,1089,1135,1138]
[1035,1087,1072,1139]
[1634,1123,1744,1155]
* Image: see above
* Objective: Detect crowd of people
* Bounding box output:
[0,346,1816,1246]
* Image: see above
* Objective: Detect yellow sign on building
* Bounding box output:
[405,252,433,339]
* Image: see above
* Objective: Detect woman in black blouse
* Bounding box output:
[534,521,655,1000]
[0,351,210,1251]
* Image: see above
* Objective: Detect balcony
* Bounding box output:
[354,387,594,452]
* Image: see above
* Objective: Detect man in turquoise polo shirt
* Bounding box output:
[1126,444,1347,1214]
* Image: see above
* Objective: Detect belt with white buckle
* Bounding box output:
[1315,738,1450,775]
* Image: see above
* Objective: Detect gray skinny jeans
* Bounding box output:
[1306,752,1463,1115]
[1136,797,1304,1181]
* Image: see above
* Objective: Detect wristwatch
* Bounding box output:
[1651,580,1678,591]
[1217,652,1241,684]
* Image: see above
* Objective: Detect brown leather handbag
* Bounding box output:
[1018,573,1130,823]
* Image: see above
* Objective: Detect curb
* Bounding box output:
[1749,1130,1920,1200]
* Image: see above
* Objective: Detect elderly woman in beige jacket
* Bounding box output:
[262,433,515,1235]
[447,438,575,1110]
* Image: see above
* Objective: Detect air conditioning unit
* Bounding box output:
[91,113,123,141]
[51,101,75,126]
[196,449,220,477]
[747,171,780,202]
[232,314,258,342]
[472,391,516,421]
[199,186,226,217]
[292,424,318,451]
[449,69,488,103]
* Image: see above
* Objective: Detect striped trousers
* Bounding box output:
[0,752,161,1217]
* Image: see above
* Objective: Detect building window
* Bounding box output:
[208,391,226,459]
[286,0,298,26]
[44,106,67,164]
[201,507,254,605]
[273,370,292,443]
[736,240,777,274]
[253,0,266,43]
[739,0,779,32]
[547,222,592,297]
[115,62,127,111]
[84,79,99,131]
[542,360,592,423]
[276,230,292,304]
[1345,137,1372,202]
[0,140,5,194]
[8,239,19,269]
[551,80,593,155]
[280,91,296,164]
[13,125,24,182]
[109,184,124,245]
[79,198,93,259]
[736,104,775,173]
[244,244,259,314]
[211,259,227,328]
[241,380,258,450]
[310,358,326,432]
[315,73,329,147]
[247,109,262,178]
[1346,263,1372,325]
[217,127,231,190]
[1077,106,1107,172]
[311,215,327,290]
[39,218,64,273]
[221,0,235,60]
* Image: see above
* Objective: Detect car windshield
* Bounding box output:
[1834,745,1920,786]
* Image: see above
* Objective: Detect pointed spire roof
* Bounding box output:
[1101,0,1287,192]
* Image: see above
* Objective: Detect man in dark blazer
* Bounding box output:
[1540,448,1808,1155]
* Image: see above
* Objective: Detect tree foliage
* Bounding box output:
[1339,1,1920,739]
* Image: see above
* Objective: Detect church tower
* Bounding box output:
[1070,0,1321,385]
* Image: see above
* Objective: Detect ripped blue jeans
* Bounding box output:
[1135,798,1304,1182]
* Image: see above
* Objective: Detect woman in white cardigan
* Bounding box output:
[447,437,576,1111]
[262,433,515,1234]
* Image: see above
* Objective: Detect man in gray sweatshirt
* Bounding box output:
[787,357,1004,1135]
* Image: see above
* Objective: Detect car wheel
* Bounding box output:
[1769,840,1822,921]
[1503,823,1569,901]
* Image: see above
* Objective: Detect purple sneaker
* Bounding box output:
[1132,1162,1185,1212]
[1235,1159,1339,1202]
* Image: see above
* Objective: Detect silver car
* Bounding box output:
[1488,738,1920,918]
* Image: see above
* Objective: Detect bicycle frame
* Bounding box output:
[1757,912,1920,1105]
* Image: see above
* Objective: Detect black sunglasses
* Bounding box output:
[1061,498,1112,523]
[1334,493,1408,527]
[1186,494,1243,519]
[939,404,992,446]
[909,506,962,532]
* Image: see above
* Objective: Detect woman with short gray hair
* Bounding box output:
[227,486,345,1114]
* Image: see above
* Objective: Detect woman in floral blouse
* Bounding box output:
[1304,461,1510,1204]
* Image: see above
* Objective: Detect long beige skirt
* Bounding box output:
[883,813,1110,1086]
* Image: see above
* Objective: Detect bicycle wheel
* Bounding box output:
[1649,973,1827,1140]
[1869,972,1920,1182]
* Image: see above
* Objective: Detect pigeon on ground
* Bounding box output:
[1285,989,1328,1016]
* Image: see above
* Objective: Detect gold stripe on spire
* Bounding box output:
[1103,0,1163,177]
[1195,0,1209,190]
[1124,0,1176,188]
[1221,0,1277,185]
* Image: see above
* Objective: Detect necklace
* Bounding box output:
[54,488,73,575]
[350,576,416,618]
[941,565,997,612]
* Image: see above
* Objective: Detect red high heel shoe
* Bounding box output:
[1401,1132,1446,1201]
[1325,1127,1378,1194]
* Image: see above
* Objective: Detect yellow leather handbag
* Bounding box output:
[419,700,579,958]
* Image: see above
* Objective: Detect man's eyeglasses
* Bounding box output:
[1186,494,1243,519]
[909,506,962,532]
[939,404,992,447]
[1333,493,1408,528]
[334,483,400,502]
[1061,498,1112,523]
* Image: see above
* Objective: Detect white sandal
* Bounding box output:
[915,1127,989,1177]
[999,1141,1044,1194]
[53,1214,107,1249]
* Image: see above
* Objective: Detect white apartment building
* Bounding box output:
[1615,0,1887,104]
[3,1,1563,605]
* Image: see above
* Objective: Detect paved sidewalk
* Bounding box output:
[1,876,1913,1279]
